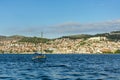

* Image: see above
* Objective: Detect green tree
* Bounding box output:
[114,49,120,53]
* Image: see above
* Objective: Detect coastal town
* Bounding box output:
[0,36,119,54]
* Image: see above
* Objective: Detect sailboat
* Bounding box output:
[32,32,46,61]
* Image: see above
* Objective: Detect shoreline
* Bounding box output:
[0,52,120,54]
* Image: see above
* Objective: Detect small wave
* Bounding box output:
[46,64,70,68]
[0,76,12,79]
[99,73,109,76]
[68,72,82,77]
[78,59,86,62]
[76,78,86,80]
[40,75,52,80]
[104,68,120,73]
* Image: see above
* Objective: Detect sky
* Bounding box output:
[0,0,120,38]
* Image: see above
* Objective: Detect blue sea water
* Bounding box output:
[0,54,120,80]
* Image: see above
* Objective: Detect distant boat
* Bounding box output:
[32,52,46,59]
[32,52,46,62]
[32,32,46,61]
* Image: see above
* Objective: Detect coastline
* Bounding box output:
[0,52,120,54]
[0,35,119,54]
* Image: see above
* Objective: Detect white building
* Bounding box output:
[88,37,107,41]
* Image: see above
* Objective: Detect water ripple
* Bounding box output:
[0,54,120,80]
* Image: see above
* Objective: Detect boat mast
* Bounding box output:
[41,32,43,54]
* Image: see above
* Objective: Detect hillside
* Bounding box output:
[61,34,93,39]
[0,30,119,54]
[0,35,25,41]
[0,30,119,42]
[61,30,120,41]
[19,37,50,43]
[0,35,6,40]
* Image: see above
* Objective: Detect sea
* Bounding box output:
[0,54,120,80]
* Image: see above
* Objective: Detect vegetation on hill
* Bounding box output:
[60,30,120,41]
[0,30,119,42]
[0,35,7,40]
[94,33,108,37]
[111,31,120,33]
[8,35,25,39]
[61,34,93,39]
[114,49,120,53]
[106,34,120,41]
[19,37,50,43]
[0,35,25,41]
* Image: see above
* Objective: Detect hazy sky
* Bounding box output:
[0,0,120,38]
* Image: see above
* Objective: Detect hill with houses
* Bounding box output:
[0,30,120,54]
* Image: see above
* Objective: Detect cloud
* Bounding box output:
[50,19,120,34]
[14,19,120,38]
[53,22,82,27]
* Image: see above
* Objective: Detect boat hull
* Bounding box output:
[32,55,46,62]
